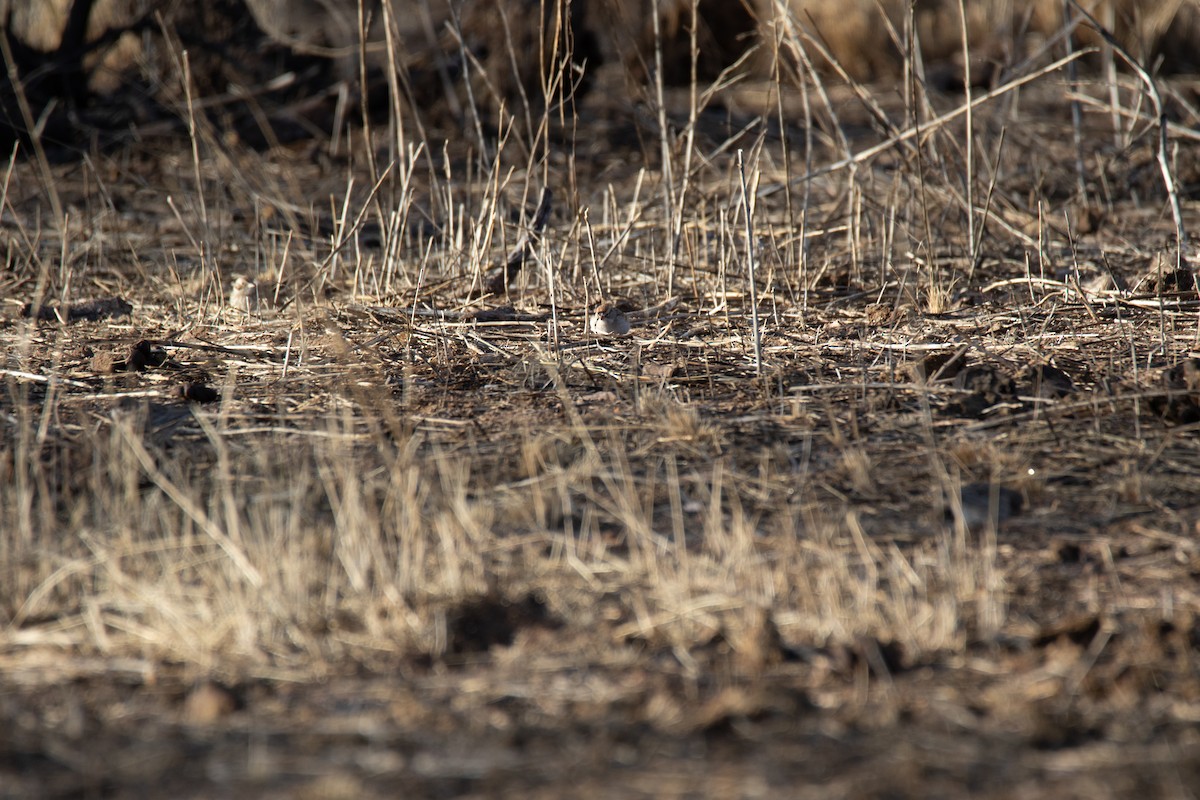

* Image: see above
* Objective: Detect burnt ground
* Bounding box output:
[3,67,1200,799]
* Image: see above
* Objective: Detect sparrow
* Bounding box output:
[590,302,631,336]
[228,275,257,313]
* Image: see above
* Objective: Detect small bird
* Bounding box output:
[590,302,631,336]
[228,275,257,313]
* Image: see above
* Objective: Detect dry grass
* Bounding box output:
[3,3,1200,798]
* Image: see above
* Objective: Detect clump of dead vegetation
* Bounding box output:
[3,0,1200,796]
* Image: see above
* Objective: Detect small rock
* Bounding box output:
[183,680,238,724]
[126,340,167,371]
[911,349,968,382]
[865,303,893,326]
[946,483,1023,528]
[90,351,121,374]
[177,383,220,403]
